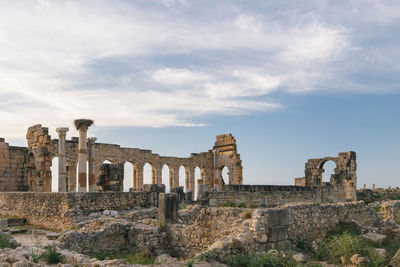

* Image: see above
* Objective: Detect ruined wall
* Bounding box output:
[207,185,319,207]
[379,200,400,223]
[0,139,28,191]
[206,184,353,207]
[357,188,400,204]
[0,192,152,230]
[296,151,357,202]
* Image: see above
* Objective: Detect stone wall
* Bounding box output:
[0,192,152,230]
[379,200,400,223]
[0,139,28,191]
[357,188,400,204]
[207,184,351,207]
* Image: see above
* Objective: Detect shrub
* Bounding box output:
[92,250,112,261]
[395,210,400,224]
[222,201,237,207]
[296,240,314,254]
[0,232,18,249]
[238,203,247,208]
[31,248,41,263]
[179,203,187,210]
[186,259,194,267]
[196,251,213,262]
[42,245,61,264]
[117,252,154,265]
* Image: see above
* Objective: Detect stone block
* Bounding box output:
[7,218,26,226]
[266,209,289,227]
[158,193,179,223]
[185,191,193,202]
[268,226,288,242]
[0,219,7,229]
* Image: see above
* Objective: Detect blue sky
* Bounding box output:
[1,0,399,188]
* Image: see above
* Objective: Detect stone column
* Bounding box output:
[74,119,94,192]
[87,137,97,192]
[56,127,69,192]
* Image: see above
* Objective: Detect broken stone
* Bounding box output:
[350,254,366,265]
[292,252,306,263]
[361,232,387,244]
[155,254,177,264]
[389,249,400,267]
[46,232,60,240]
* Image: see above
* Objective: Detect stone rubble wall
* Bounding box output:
[0,139,28,191]
[207,185,352,207]
[0,192,152,230]
[379,200,400,223]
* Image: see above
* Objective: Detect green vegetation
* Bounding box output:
[186,259,194,267]
[90,251,155,265]
[370,206,381,212]
[226,252,321,267]
[42,245,61,264]
[196,251,213,262]
[0,232,18,249]
[395,210,400,224]
[118,252,155,265]
[179,203,187,210]
[31,248,41,263]
[242,210,252,219]
[157,220,168,231]
[294,222,400,266]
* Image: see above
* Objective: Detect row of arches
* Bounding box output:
[50,158,232,200]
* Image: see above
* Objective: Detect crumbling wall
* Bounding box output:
[0,192,153,230]
[0,139,28,191]
[26,125,53,191]
[208,185,319,207]
[296,151,357,202]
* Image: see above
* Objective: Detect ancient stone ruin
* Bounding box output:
[1,119,399,266]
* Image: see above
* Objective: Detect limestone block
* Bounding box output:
[389,249,400,267]
[158,193,179,223]
[266,208,289,227]
[268,226,288,242]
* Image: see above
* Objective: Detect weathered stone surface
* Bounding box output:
[158,193,178,223]
[350,254,366,265]
[292,252,306,263]
[389,249,400,267]
[361,232,387,244]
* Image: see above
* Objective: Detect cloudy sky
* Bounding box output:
[1,0,399,188]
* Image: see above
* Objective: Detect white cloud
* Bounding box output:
[0,1,398,141]
[152,68,210,86]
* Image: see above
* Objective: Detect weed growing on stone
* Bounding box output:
[227,252,320,267]
[42,245,61,264]
[395,210,400,224]
[116,252,154,265]
[196,251,213,262]
[0,232,17,249]
[91,250,111,261]
[180,203,187,210]
[157,220,168,231]
[31,248,41,263]
[186,259,194,267]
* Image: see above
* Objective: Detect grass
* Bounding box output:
[117,252,154,265]
[31,248,41,263]
[90,251,155,265]
[0,232,18,249]
[180,203,187,210]
[196,251,213,262]
[157,220,168,231]
[42,245,61,264]
[226,252,320,267]
[296,222,400,266]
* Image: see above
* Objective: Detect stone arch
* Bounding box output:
[320,159,337,184]
[179,165,190,192]
[123,162,134,192]
[220,165,230,185]
[161,164,172,193]
[143,162,154,184]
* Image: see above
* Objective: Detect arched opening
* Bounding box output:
[179,165,187,192]
[322,160,336,184]
[194,166,201,200]
[123,162,134,192]
[51,157,59,192]
[221,166,229,185]
[162,164,171,193]
[143,163,153,184]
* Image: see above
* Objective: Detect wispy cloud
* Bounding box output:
[0,0,399,141]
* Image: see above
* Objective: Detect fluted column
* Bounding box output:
[74,119,94,192]
[87,137,97,192]
[56,127,69,192]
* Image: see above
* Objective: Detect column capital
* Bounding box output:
[56,127,69,136]
[87,137,97,145]
[74,119,94,131]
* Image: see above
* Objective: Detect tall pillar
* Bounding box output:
[74,119,94,192]
[137,165,144,190]
[56,127,69,192]
[87,137,97,192]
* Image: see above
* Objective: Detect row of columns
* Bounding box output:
[56,119,95,192]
